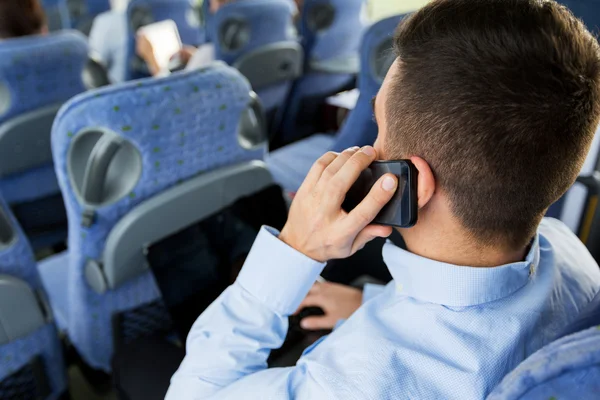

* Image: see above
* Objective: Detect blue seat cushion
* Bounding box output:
[266,134,334,192]
[37,251,70,332]
[488,325,600,399]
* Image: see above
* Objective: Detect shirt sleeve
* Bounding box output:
[88,13,113,68]
[165,226,326,400]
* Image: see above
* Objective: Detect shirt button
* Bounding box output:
[397,283,404,293]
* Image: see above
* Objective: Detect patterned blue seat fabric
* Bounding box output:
[0,31,88,250]
[0,194,67,400]
[488,290,600,400]
[212,0,299,116]
[125,0,202,81]
[279,0,366,143]
[38,64,264,372]
[266,14,405,192]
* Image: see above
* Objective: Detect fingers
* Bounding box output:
[351,224,393,254]
[343,173,398,235]
[320,147,360,183]
[318,146,377,210]
[300,316,336,331]
[330,146,378,196]
[300,151,339,193]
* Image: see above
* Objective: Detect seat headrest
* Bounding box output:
[0,30,88,123]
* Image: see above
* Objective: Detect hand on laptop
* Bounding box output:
[279,146,398,262]
[295,281,362,330]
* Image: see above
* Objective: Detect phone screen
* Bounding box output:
[137,20,182,72]
[342,160,418,228]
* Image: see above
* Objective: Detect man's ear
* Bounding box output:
[410,156,435,209]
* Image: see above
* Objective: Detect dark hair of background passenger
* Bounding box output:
[387,0,600,249]
[0,0,46,39]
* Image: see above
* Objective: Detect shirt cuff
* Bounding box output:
[362,283,387,304]
[236,226,326,315]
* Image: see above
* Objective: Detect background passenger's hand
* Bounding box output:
[296,281,362,330]
[135,33,154,62]
[279,146,398,262]
[135,33,160,75]
[175,46,196,65]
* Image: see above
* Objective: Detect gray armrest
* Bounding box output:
[0,275,46,345]
[91,161,274,292]
[309,54,360,75]
[0,103,62,178]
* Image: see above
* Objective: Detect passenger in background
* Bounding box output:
[136,0,300,75]
[0,0,47,39]
[136,0,234,75]
[88,0,129,83]
[166,0,600,398]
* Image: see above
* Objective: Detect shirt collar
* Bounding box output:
[382,234,540,307]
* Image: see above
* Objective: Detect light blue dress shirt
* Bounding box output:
[89,11,128,83]
[166,218,600,399]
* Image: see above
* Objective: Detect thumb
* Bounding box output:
[300,316,335,331]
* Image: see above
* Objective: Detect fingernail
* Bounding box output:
[300,320,310,329]
[352,146,360,151]
[362,146,375,157]
[382,176,397,191]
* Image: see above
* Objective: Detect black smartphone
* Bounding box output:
[342,160,418,228]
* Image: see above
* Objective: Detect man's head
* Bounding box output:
[373,0,600,250]
[0,0,47,39]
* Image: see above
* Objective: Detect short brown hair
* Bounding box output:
[0,0,46,39]
[387,0,600,248]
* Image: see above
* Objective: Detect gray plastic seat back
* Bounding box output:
[233,42,304,90]
[0,275,46,345]
[90,161,275,293]
[0,104,62,178]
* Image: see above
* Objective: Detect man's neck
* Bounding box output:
[398,204,528,268]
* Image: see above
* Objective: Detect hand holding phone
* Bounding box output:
[279,146,399,263]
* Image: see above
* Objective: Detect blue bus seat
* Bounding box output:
[0,31,88,250]
[278,0,366,144]
[212,0,302,124]
[266,14,404,192]
[0,194,67,400]
[488,290,600,400]
[37,63,269,372]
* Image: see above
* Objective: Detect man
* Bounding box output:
[166,0,600,398]
[88,0,129,83]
